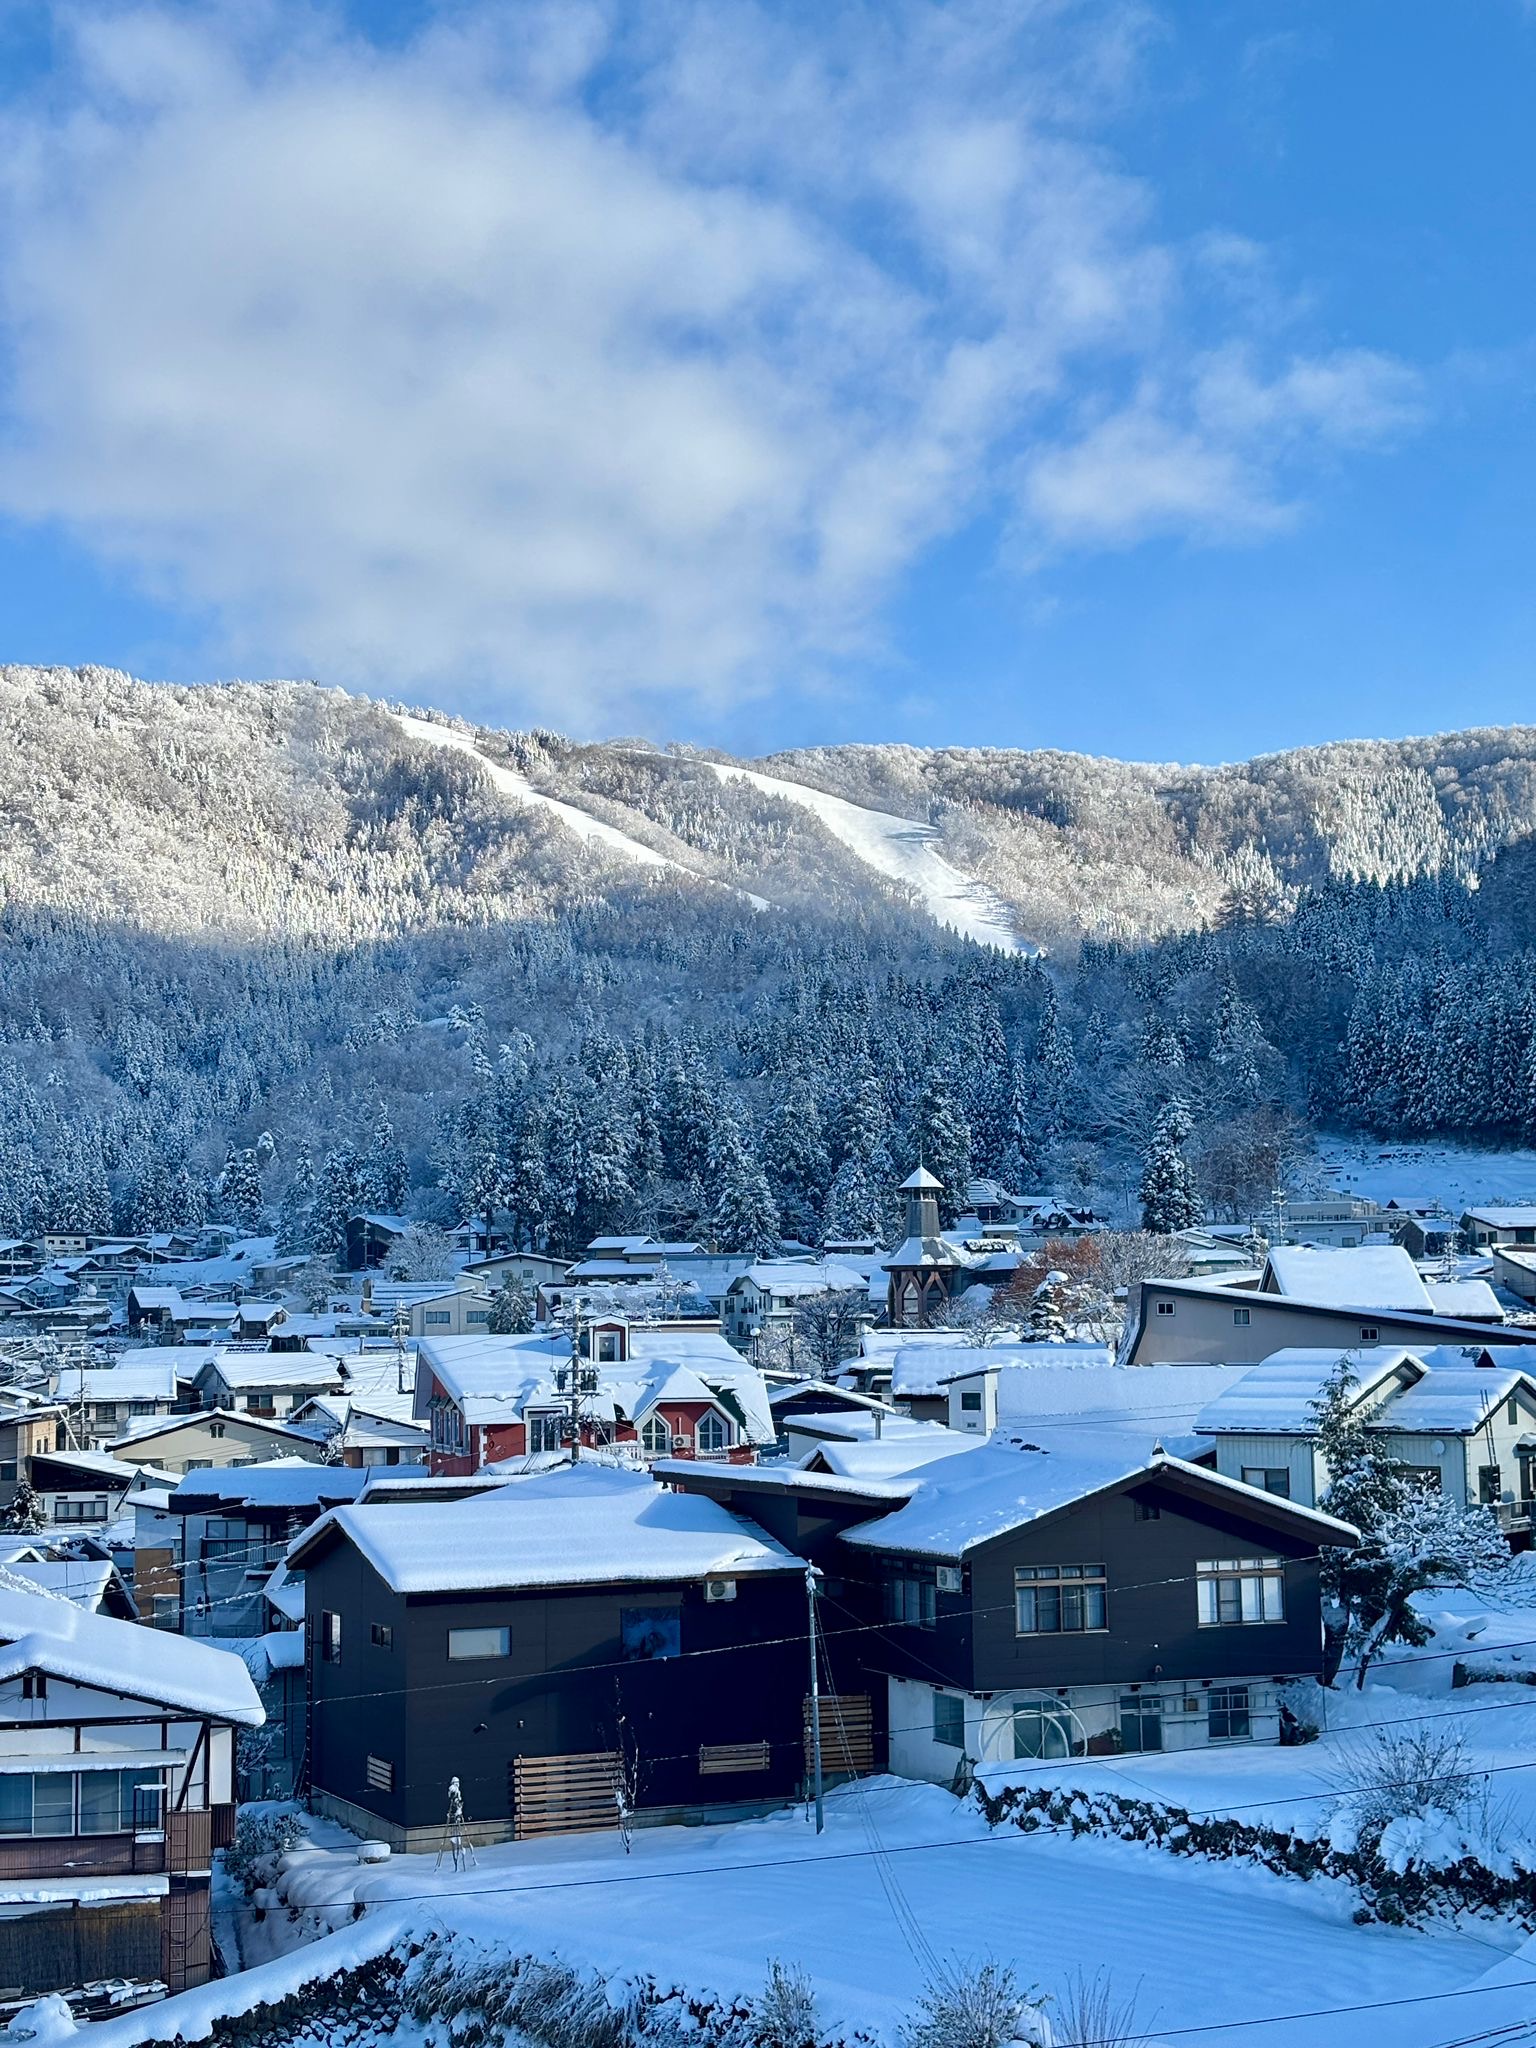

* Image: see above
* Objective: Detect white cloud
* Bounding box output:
[0,1,1422,728]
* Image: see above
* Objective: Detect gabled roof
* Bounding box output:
[0,1583,264,1723]
[169,1461,381,1514]
[1262,1245,1432,1312]
[838,1440,1358,1559]
[1465,1207,1536,1227]
[289,1463,801,1594]
[195,1351,346,1391]
[108,1406,322,1452]
[1195,1347,1422,1435]
[56,1360,179,1404]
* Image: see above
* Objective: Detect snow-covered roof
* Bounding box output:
[0,1583,264,1723]
[1195,1347,1421,1435]
[291,1463,801,1594]
[128,1286,185,1311]
[168,1462,378,1512]
[416,1331,774,1442]
[1263,1245,1432,1312]
[839,1441,1357,1559]
[1371,1362,1536,1434]
[263,1559,305,1623]
[985,1362,1243,1460]
[254,1629,305,1674]
[56,1360,179,1404]
[0,1558,120,1611]
[196,1352,347,1391]
[1466,1207,1536,1227]
[107,1406,319,1452]
[730,1261,869,1296]
[888,1341,1110,1400]
[1424,1278,1504,1320]
[35,1445,174,1486]
[804,1424,983,1483]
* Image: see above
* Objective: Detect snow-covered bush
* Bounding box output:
[752,1960,820,2048]
[223,1808,304,1898]
[1051,1970,1149,2048]
[902,1959,1049,2048]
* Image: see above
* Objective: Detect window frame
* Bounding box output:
[447,1625,511,1662]
[1015,1563,1109,1637]
[932,1690,965,1750]
[1196,1558,1285,1627]
[1240,1466,1291,1499]
[1208,1684,1252,1742]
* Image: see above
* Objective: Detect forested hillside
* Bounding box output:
[0,663,1533,1248]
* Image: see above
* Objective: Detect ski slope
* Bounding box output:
[393,715,766,907]
[704,760,1023,951]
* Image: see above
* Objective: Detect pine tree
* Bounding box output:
[1138,1099,1200,1233]
[761,1085,831,1245]
[487,1274,534,1334]
[1027,1272,1069,1342]
[359,1110,409,1214]
[312,1148,361,1252]
[276,1142,318,1254]
[710,1114,781,1256]
[217,1145,265,1234]
[4,1479,45,1534]
[910,1071,972,1223]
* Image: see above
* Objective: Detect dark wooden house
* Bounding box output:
[286,1464,810,1849]
[668,1439,1357,1782]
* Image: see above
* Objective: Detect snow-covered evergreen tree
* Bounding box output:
[1138,1100,1200,1233]
[710,1115,781,1256]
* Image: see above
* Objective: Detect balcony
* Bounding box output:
[0,1806,233,1882]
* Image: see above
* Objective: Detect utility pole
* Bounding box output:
[806,1562,824,1834]
[558,1298,596,1462]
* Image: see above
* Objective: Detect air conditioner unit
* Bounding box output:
[935,1565,962,1594]
[705,1578,737,1603]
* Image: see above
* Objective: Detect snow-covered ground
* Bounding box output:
[1309,1135,1536,1213]
[64,1592,1536,2048]
[703,759,1023,952]
[392,714,769,908]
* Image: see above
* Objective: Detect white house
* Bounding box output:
[0,1584,262,1996]
[1194,1344,1536,1526]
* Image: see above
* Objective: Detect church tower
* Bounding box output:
[899,1165,942,1240]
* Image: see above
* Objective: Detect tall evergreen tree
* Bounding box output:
[1139,1099,1200,1233]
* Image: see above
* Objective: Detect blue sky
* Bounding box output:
[0,0,1530,762]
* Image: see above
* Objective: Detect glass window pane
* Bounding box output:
[1262,1574,1285,1621]
[0,1775,31,1834]
[1016,1588,1036,1632]
[1197,1581,1216,1625]
[77,1770,122,1834]
[33,1776,75,1835]
[1084,1585,1106,1630]
[1240,1576,1261,1623]
[448,1626,510,1660]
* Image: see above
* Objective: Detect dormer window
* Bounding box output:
[697,1411,730,1454]
[641,1415,670,1455]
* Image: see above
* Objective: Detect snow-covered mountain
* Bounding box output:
[7,664,1533,954]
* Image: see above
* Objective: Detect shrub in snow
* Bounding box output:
[901,1959,1049,2048]
[1051,1970,1150,2048]
[752,1960,820,2048]
[975,1778,1536,1930]
[224,1808,304,1898]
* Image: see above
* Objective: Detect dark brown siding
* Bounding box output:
[306,1548,808,1832]
[842,1478,1328,1696]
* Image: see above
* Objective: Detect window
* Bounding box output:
[696,1411,729,1453]
[1396,1465,1442,1492]
[1015,1564,1108,1636]
[1155,1300,1175,1317]
[595,1329,625,1363]
[527,1411,564,1455]
[1196,1559,1285,1626]
[0,1768,162,1838]
[1510,1398,1521,1426]
[466,1310,489,1325]
[1479,1465,1502,1506]
[1241,1467,1291,1499]
[365,1755,394,1793]
[1208,1685,1251,1741]
[1012,1697,1076,1760]
[1133,1500,1160,1521]
[1119,1694,1163,1753]
[932,1691,965,1749]
[370,1623,393,1650]
[621,1607,681,1661]
[641,1415,670,1455]
[0,1461,15,1482]
[320,1610,342,1663]
[22,1672,46,1700]
[1233,1307,1251,1327]
[884,1574,936,1629]
[1360,1325,1379,1341]
[448,1626,510,1660]
[425,1310,451,1328]
[959,1390,983,1413]
[209,1422,226,1439]
[56,1497,109,1523]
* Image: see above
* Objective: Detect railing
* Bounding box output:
[0,1833,166,1880]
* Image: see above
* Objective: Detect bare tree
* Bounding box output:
[791,1287,869,1380]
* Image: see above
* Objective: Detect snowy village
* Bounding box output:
[2,4,1534,2046]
